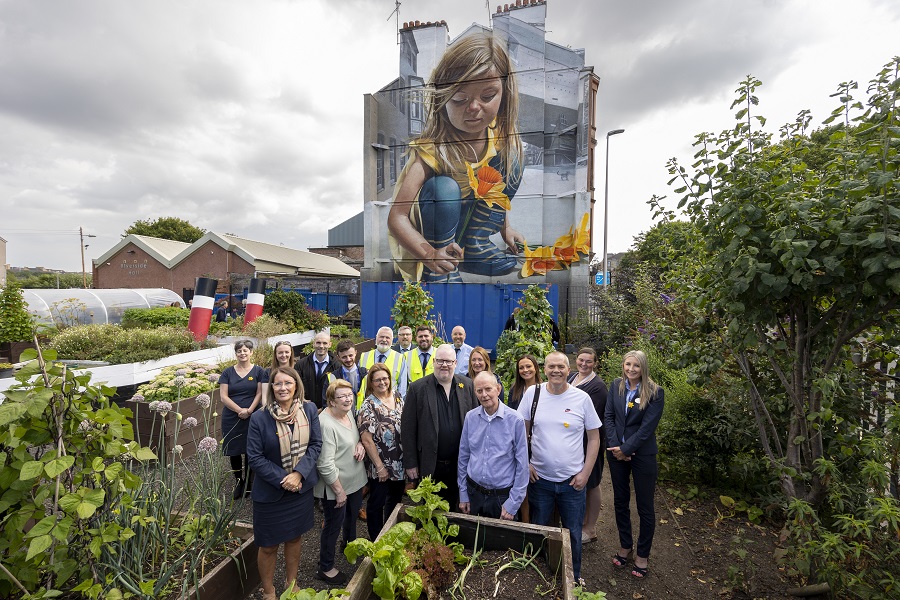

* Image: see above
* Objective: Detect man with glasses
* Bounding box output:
[391,325,414,353]
[401,344,476,507]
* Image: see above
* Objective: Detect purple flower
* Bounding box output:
[184,417,198,429]
[196,393,211,409]
[208,374,220,383]
[175,369,187,377]
[156,401,173,416]
[148,401,160,411]
[130,394,145,403]
[197,436,218,454]
[173,375,186,387]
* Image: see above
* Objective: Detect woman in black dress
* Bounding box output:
[247,366,322,599]
[568,347,608,544]
[605,350,664,579]
[219,339,266,499]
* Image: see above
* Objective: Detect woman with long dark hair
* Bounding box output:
[605,350,665,578]
[507,354,541,411]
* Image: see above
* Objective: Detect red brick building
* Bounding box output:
[92,233,359,296]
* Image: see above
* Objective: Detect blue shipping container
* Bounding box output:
[361,282,558,355]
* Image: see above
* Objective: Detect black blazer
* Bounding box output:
[391,343,413,354]
[401,374,476,478]
[295,353,338,408]
[604,378,664,456]
[247,402,322,503]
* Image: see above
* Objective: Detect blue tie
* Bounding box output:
[378,353,385,363]
[421,352,429,371]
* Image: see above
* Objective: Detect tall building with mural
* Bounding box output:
[363,0,599,286]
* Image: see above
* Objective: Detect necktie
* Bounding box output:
[421,352,429,371]
[316,360,324,378]
[455,347,460,356]
[377,353,385,363]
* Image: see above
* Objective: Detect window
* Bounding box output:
[376,133,385,191]
[389,137,397,184]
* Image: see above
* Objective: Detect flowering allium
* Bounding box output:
[156,401,173,416]
[183,417,198,429]
[173,445,183,455]
[174,375,186,387]
[175,368,187,376]
[148,401,160,411]
[195,394,211,409]
[130,394,145,403]
[208,374,220,383]
[197,436,218,454]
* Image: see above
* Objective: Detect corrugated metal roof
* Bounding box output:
[131,235,191,261]
[217,234,360,277]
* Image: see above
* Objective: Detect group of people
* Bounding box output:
[216,328,664,598]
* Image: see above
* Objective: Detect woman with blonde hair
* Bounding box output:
[605,350,664,579]
[247,366,322,599]
[466,346,503,401]
[315,379,368,584]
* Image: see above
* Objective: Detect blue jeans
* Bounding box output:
[528,476,586,580]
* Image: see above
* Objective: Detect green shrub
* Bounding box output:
[0,281,34,343]
[263,290,330,332]
[121,306,190,329]
[136,362,220,402]
[243,314,294,339]
[495,285,555,391]
[49,324,213,364]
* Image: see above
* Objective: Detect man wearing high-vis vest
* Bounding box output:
[358,326,405,390]
[397,325,435,399]
[324,339,367,411]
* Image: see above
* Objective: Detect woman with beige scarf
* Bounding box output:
[247,366,323,600]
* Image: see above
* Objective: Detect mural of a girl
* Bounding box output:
[388,33,524,282]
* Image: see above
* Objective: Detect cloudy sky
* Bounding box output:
[1,0,898,272]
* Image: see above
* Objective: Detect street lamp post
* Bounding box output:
[603,128,625,288]
[80,227,96,289]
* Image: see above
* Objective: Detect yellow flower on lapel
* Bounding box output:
[627,402,635,410]
[457,382,464,388]
[563,422,570,428]
[248,376,254,381]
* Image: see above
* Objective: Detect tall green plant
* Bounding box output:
[0,281,33,344]
[390,282,436,332]
[495,285,555,391]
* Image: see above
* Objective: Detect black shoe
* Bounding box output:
[233,479,244,500]
[315,570,348,585]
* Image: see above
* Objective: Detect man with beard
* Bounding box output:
[357,326,405,389]
[397,325,435,398]
[401,344,476,506]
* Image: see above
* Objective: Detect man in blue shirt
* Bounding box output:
[458,372,529,520]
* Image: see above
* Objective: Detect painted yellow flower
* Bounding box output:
[466,163,510,210]
[552,213,591,267]
[521,243,560,277]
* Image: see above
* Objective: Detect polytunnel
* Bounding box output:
[23,288,185,326]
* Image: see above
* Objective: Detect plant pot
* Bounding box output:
[184,519,260,600]
[0,368,13,379]
[343,504,575,600]
[125,390,222,460]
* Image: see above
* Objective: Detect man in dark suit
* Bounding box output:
[391,325,414,353]
[294,331,338,409]
[401,344,476,507]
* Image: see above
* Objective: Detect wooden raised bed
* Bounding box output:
[343,504,575,600]
[184,519,260,600]
[126,390,222,460]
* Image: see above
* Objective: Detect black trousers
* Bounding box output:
[467,483,510,519]
[319,489,364,572]
[431,459,459,509]
[366,478,406,540]
[607,452,658,558]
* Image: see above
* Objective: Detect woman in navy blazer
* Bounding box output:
[247,366,322,600]
[605,350,664,579]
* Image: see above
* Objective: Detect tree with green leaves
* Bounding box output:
[495,284,555,391]
[0,281,34,344]
[658,60,900,593]
[123,216,205,243]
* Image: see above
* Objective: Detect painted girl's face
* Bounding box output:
[469,353,486,373]
[624,357,642,383]
[518,358,535,381]
[276,345,292,366]
[444,72,503,137]
[576,353,595,375]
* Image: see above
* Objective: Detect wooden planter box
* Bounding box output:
[126,390,222,460]
[343,504,575,600]
[184,520,260,600]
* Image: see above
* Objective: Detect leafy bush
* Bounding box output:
[121,306,190,329]
[243,313,294,339]
[49,324,213,364]
[263,290,330,332]
[391,282,436,331]
[0,281,34,343]
[495,285,555,391]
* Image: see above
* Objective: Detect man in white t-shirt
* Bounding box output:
[518,351,601,583]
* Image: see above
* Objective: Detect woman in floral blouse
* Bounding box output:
[357,363,405,540]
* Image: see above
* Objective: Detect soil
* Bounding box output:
[456,548,562,600]
[239,477,805,600]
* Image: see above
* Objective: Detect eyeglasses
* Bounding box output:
[434,359,455,366]
[335,393,355,400]
[372,377,390,384]
[271,381,295,388]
